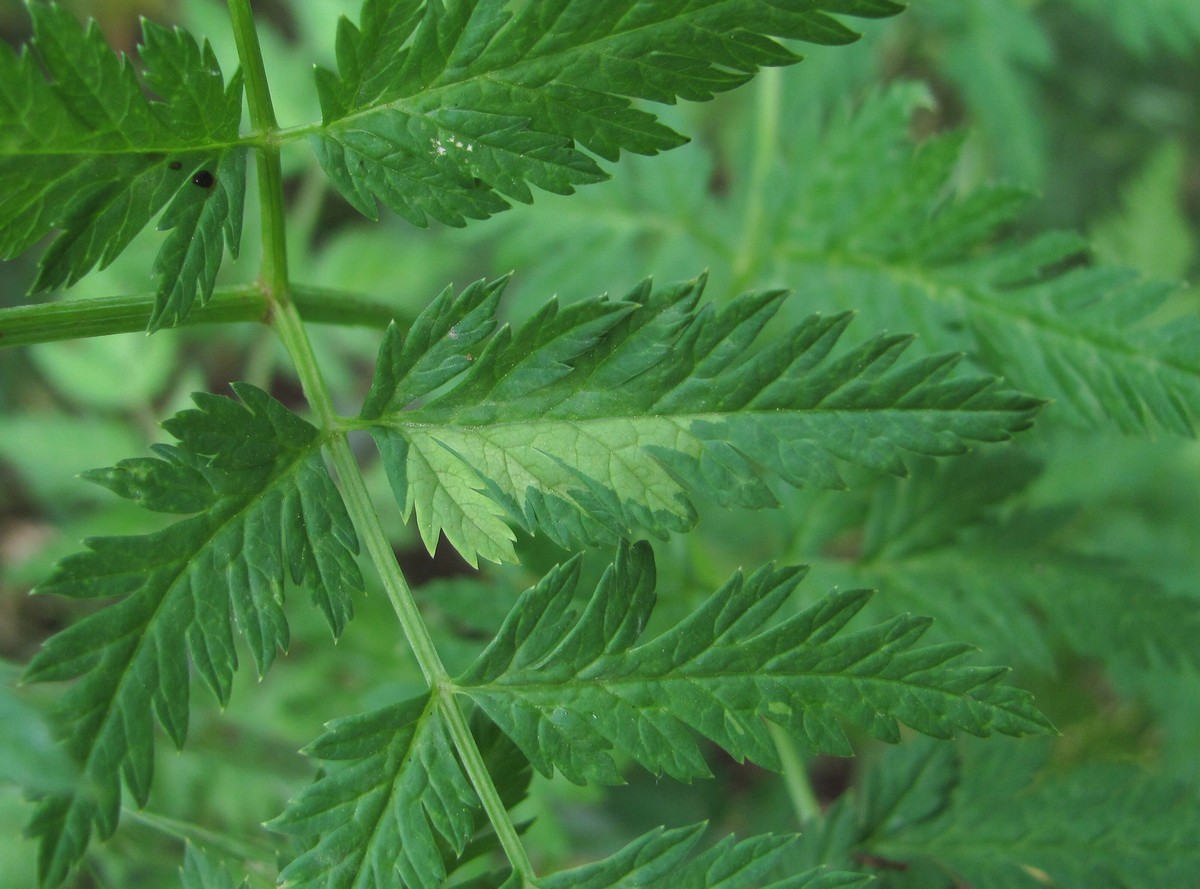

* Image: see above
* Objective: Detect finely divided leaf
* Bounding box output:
[0,7,246,329]
[24,384,362,887]
[538,824,869,889]
[365,275,1041,566]
[312,0,903,226]
[271,698,531,889]
[458,541,1053,786]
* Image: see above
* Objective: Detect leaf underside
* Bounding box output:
[313,0,904,226]
[269,541,1048,888]
[363,274,1042,566]
[0,6,246,329]
[23,384,362,887]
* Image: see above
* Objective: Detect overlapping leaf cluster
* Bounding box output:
[844,451,1200,677]
[362,275,1041,565]
[797,739,1200,889]
[10,2,1183,889]
[490,84,1200,437]
[273,542,1050,889]
[0,5,247,329]
[23,385,362,886]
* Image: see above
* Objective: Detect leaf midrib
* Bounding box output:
[374,402,1030,432]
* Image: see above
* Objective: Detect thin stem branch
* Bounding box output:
[768,722,822,826]
[730,66,782,294]
[0,285,401,349]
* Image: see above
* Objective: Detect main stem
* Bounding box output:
[225,2,535,882]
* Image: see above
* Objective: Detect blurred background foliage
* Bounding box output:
[1,0,1198,887]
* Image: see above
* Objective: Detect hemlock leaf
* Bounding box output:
[806,739,1200,889]
[458,541,1053,786]
[364,275,1041,566]
[312,0,903,226]
[0,6,246,329]
[271,698,531,889]
[538,823,869,889]
[23,384,362,888]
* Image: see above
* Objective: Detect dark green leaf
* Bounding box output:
[313,0,903,226]
[459,542,1053,785]
[365,275,1041,565]
[23,385,361,887]
[0,7,246,328]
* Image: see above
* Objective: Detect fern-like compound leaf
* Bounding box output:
[458,542,1053,786]
[271,698,530,889]
[538,824,870,889]
[23,384,362,888]
[313,0,903,226]
[363,275,1042,566]
[0,7,246,330]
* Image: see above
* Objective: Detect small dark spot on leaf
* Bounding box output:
[192,170,215,189]
[468,177,485,190]
[168,161,182,171]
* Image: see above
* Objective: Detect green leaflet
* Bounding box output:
[800,739,1200,889]
[23,384,362,888]
[0,6,246,329]
[538,824,870,889]
[458,541,1053,785]
[311,0,903,226]
[362,275,1041,566]
[271,698,531,889]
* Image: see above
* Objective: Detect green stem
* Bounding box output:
[0,285,401,349]
[275,302,537,885]
[768,722,822,826]
[226,4,534,882]
[227,0,287,295]
[730,66,782,294]
[123,807,274,869]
